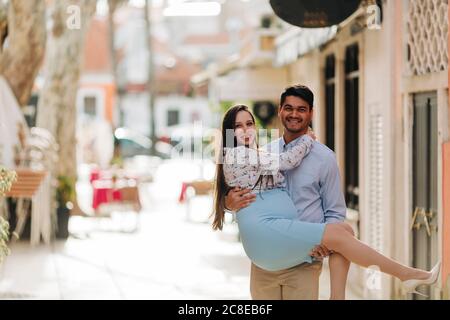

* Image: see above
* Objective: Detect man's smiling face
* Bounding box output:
[279,95,313,135]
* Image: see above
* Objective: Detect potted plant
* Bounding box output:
[0,166,17,265]
[55,175,75,239]
[0,216,10,265]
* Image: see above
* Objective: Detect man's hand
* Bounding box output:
[224,187,256,212]
[309,245,332,259]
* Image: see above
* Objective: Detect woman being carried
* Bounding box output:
[212,104,440,299]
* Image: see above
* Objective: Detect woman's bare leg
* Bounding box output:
[328,223,352,300]
[329,253,350,300]
[322,223,430,282]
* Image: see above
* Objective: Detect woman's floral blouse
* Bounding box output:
[223,135,313,191]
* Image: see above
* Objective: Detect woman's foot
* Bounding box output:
[402,269,431,282]
[402,261,441,297]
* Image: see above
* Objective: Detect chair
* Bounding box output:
[10,127,58,245]
[6,169,48,244]
[182,180,213,222]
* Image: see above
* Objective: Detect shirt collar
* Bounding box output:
[279,136,290,151]
[280,134,306,149]
[279,136,286,149]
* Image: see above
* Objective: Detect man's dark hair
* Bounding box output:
[280,85,314,110]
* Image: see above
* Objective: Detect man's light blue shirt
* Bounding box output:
[265,135,346,224]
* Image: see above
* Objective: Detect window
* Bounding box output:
[167,110,180,126]
[325,54,336,151]
[83,96,97,117]
[344,44,359,211]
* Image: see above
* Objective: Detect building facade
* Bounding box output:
[274,0,449,299]
[194,0,449,300]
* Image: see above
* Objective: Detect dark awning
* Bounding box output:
[270,0,362,28]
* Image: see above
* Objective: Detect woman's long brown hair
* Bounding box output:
[212,105,256,231]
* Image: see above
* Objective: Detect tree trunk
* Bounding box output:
[108,0,119,84]
[0,1,7,49]
[108,0,125,126]
[36,0,96,182]
[0,0,46,107]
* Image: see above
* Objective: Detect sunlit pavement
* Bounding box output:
[0,198,249,299]
[0,160,363,300]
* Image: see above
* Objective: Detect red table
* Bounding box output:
[92,180,122,210]
[179,182,189,203]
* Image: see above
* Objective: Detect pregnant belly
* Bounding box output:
[235,188,324,271]
[238,189,298,220]
[236,189,298,246]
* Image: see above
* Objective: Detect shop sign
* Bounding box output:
[270,0,361,28]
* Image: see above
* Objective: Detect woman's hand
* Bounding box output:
[307,127,317,140]
[225,187,256,212]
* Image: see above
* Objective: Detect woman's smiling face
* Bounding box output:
[234,110,256,147]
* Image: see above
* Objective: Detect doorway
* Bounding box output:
[411,91,439,299]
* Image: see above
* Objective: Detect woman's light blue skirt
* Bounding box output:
[237,188,325,271]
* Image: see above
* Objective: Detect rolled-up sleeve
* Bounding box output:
[319,155,347,224]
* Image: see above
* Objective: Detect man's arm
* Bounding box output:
[320,154,347,223]
[310,157,346,258]
[224,187,256,212]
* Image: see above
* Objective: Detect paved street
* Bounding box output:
[0,200,250,299]
[0,161,364,300]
